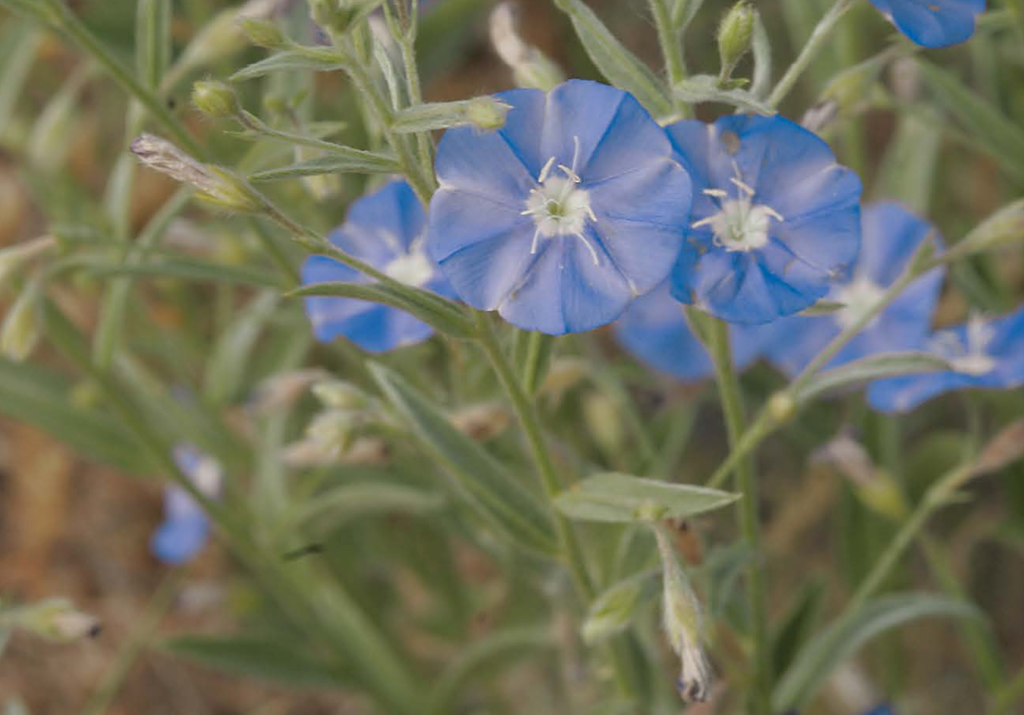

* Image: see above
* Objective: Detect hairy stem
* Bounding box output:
[767,0,856,108]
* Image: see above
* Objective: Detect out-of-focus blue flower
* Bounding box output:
[761,202,944,376]
[868,305,1024,412]
[861,706,896,715]
[614,278,771,381]
[666,115,861,325]
[867,0,985,48]
[427,79,693,335]
[302,180,453,353]
[151,446,223,565]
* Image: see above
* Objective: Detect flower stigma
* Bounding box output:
[833,277,885,331]
[691,163,783,252]
[521,136,601,265]
[377,230,435,287]
[930,314,997,376]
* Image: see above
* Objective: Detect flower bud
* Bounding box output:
[0,282,41,362]
[466,96,510,131]
[582,574,652,645]
[192,80,240,119]
[766,391,797,425]
[310,0,359,36]
[717,2,756,82]
[130,133,263,213]
[312,379,370,410]
[11,598,101,643]
[449,403,510,442]
[653,524,712,703]
[306,408,359,454]
[539,357,589,402]
[239,16,285,48]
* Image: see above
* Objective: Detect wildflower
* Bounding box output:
[762,202,944,376]
[614,279,769,381]
[301,180,454,352]
[867,0,985,48]
[151,446,223,565]
[867,305,1024,412]
[427,79,693,335]
[666,114,861,325]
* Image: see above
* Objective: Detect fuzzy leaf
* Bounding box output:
[555,472,739,524]
[230,49,347,82]
[250,151,401,180]
[794,351,952,403]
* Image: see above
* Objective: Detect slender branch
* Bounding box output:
[705,318,771,715]
[767,0,856,108]
[649,0,687,95]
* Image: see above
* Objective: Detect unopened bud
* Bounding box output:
[130,133,263,212]
[192,80,240,119]
[717,2,756,83]
[766,391,797,424]
[307,408,358,454]
[466,96,510,131]
[946,199,1024,262]
[12,598,101,643]
[310,0,359,36]
[250,368,331,414]
[540,357,589,402]
[239,16,285,48]
[583,391,626,456]
[489,2,564,91]
[0,282,41,361]
[312,379,370,410]
[653,524,712,703]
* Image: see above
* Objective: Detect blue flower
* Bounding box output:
[615,277,771,381]
[868,305,1024,412]
[666,114,861,325]
[302,180,453,353]
[762,202,944,377]
[151,446,223,565]
[427,79,694,335]
[867,0,985,48]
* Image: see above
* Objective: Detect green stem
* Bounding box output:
[41,0,203,158]
[520,330,551,395]
[474,313,594,600]
[704,318,771,715]
[767,0,856,108]
[649,0,687,95]
[993,663,1024,715]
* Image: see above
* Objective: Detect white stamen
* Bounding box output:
[537,156,555,184]
[702,188,728,198]
[729,176,756,196]
[691,165,783,253]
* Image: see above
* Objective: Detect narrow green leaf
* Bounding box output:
[673,75,774,114]
[427,627,555,715]
[86,258,284,288]
[250,151,401,181]
[553,0,674,118]
[300,482,446,529]
[917,59,1024,183]
[794,351,952,403]
[0,20,41,139]
[582,570,659,644]
[555,472,739,524]
[203,292,279,406]
[136,0,171,90]
[161,634,347,688]
[874,113,941,214]
[773,593,980,710]
[770,578,826,680]
[369,364,558,555]
[290,281,475,339]
[671,0,706,29]
[230,50,347,82]
[0,356,155,475]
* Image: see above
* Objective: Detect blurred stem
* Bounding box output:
[705,318,770,715]
[474,313,594,600]
[919,533,1005,689]
[648,0,688,113]
[993,663,1024,715]
[38,0,203,158]
[520,330,552,395]
[394,10,436,186]
[81,572,183,715]
[767,0,856,108]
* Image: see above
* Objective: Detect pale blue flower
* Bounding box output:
[868,305,1024,412]
[151,446,222,565]
[302,180,453,353]
[427,79,694,335]
[762,202,944,376]
[666,115,861,325]
[614,278,770,381]
[867,0,985,48]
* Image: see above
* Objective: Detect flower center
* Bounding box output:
[929,314,997,375]
[521,136,601,265]
[383,238,434,287]
[833,277,885,331]
[691,169,783,253]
